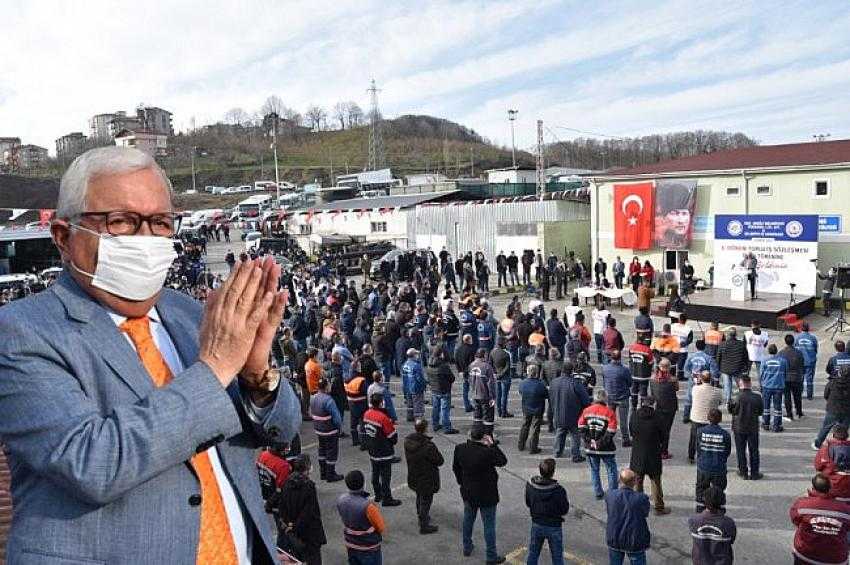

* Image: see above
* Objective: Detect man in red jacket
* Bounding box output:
[790,473,850,564]
[256,444,292,501]
[814,423,850,502]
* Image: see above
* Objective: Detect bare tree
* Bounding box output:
[347,102,364,127]
[261,95,285,117]
[281,107,303,126]
[223,107,250,126]
[305,105,327,131]
[333,102,348,130]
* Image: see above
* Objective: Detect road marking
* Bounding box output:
[505,545,595,565]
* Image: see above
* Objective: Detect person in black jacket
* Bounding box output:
[717,327,748,404]
[455,334,477,413]
[650,358,679,459]
[546,309,568,359]
[267,454,327,565]
[453,427,509,564]
[628,397,671,515]
[814,365,850,448]
[689,486,736,565]
[779,333,805,420]
[728,375,763,480]
[427,346,458,434]
[525,458,570,565]
[405,420,445,534]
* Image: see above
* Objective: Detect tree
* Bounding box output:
[347,102,364,127]
[223,107,250,126]
[261,95,285,117]
[305,105,327,131]
[333,102,348,130]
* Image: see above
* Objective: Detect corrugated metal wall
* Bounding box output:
[410,199,590,263]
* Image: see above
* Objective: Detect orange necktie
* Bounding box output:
[120,316,238,565]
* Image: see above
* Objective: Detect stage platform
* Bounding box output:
[681,288,816,330]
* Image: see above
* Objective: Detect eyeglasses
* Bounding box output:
[76,211,180,237]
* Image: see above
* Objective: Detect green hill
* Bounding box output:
[164,115,533,190]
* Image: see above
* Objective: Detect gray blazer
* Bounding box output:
[0,273,301,564]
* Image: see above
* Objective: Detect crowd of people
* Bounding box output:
[246,249,850,565]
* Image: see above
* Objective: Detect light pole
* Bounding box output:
[272,127,280,203]
[507,109,518,168]
[190,146,196,192]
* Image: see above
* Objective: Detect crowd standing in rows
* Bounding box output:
[251,245,850,565]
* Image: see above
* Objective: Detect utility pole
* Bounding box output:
[470,146,474,177]
[508,109,518,168]
[272,126,280,202]
[367,79,385,170]
[190,146,197,191]
[536,119,545,200]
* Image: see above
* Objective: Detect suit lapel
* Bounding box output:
[54,272,154,400]
[156,292,200,369]
[86,311,156,400]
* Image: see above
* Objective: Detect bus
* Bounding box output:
[237,194,273,217]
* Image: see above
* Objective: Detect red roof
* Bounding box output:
[610,139,850,176]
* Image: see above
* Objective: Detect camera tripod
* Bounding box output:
[826,288,849,340]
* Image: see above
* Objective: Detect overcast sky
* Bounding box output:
[2,0,849,154]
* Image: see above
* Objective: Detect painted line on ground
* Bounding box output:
[505,544,595,565]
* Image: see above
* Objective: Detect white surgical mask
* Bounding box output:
[70,224,177,301]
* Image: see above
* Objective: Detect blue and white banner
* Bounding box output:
[714,214,818,242]
[713,214,819,296]
[819,215,842,233]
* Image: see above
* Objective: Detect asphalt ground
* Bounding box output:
[202,233,847,564]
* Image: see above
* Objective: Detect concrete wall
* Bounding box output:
[541,220,591,264]
[412,199,591,265]
[591,166,850,293]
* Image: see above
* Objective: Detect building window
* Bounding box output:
[725,187,740,196]
[370,222,387,233]
[299,224,312,235]
[813,179,830,198]
[755,185,771,196]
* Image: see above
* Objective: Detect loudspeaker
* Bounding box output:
[836,265,850,290]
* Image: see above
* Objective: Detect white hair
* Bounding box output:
[57,146,173,218]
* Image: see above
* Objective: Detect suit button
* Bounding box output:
[215,434,225,443]
[189,494,202,506]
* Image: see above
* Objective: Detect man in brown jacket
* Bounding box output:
[637,280,655,311]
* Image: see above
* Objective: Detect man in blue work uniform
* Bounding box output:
[760,344,788,433]
[460,301,479,349]
[795,323,819,400]
[683,340,719,424]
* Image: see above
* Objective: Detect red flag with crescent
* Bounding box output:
[614,182,654,249]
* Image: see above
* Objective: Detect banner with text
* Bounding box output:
[713,214,818,296]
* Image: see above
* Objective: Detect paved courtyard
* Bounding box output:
[204,234,845,564]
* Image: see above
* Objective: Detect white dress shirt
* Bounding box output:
[108,308,252,564]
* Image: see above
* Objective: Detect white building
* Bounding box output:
[18,145,49,169]
[486,167,537,184]
[114,129,167,156]
[285,192,458,254]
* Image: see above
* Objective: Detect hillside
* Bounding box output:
[163,115,533,190]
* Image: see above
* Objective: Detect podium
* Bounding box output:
[730,266,746,302]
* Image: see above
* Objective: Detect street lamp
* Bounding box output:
[507,109,518,168]
[190,146,197,192]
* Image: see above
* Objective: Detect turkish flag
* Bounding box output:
[614,182,654,249]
